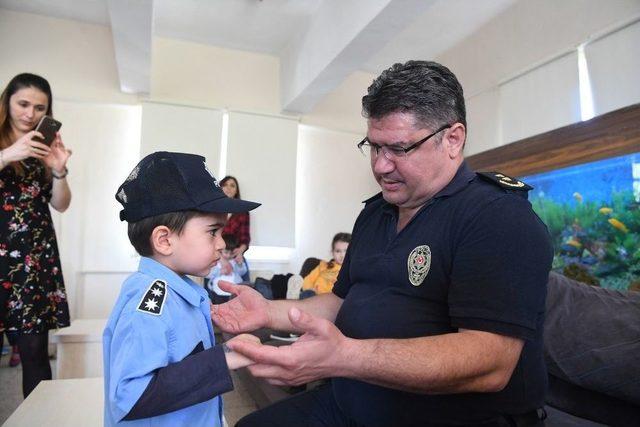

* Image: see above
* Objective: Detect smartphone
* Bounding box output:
[33,116,62,146]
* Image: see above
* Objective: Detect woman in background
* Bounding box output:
[0,73,72,397]
[220,176,251,280]
[301,232,351,297]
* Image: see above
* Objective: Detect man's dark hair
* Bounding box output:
[128,211,204,257]
[362,61,466,132]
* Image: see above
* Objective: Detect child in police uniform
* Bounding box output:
[103,151,261,426]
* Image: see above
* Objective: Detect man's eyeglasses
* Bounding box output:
[357,124,452,160]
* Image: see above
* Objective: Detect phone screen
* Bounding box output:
[34,116,62,146]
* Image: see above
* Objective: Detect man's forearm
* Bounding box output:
[338,329,523,394]
[267,293,342,331]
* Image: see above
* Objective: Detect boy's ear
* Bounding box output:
[150,225,173,256]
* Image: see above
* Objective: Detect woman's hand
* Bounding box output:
[2,131,51,162]
[43,133,72,174]
[211,281,271,333]
[224,333,261,370]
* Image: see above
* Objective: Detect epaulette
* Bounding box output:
[477,172,532,192]
[136,279,167,316]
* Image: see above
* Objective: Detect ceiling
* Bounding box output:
[0,0,517,112]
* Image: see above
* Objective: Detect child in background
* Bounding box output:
[206,234,248,305]
[301,232,351,298]
[103,151,261,427]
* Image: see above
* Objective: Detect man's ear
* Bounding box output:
[445,123,466,158]
[150,225,173,256]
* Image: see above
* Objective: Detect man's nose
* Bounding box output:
[372,152,395,174]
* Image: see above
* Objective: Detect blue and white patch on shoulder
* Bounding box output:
[136,279,167,316]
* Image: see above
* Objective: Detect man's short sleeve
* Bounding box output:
[449,195,553,340]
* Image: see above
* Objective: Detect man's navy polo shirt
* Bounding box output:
[332,162,553,426]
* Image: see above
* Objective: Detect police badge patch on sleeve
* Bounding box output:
[136,280,167,316]
[408,245,431,286]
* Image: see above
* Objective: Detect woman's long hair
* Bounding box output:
[220,175,241,199]
[0,73,53,175]
[327,232,352,269]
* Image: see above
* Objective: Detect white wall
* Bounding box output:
[293,125,379,273]
[587,20,640,116]
[0,9,135,104]
[438,0,640,153]
[226,112,299,248]
[52,101,141,318]
[150,37,281,114]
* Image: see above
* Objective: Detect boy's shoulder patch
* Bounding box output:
[477,171,532,191]
[136,279,167,316]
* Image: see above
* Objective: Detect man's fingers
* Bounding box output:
[229,340,283,365]
[288,307,327,336]
[218,280,240,294]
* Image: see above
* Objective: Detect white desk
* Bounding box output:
[3,378,103,426]
[52,318,106,379]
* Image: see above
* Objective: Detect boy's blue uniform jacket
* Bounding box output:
[103,257,232,426]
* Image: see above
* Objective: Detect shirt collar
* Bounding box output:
[379,161,475,217]
[433,161,475,199]
[138,257,203,307]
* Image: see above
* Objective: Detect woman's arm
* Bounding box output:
[45,133,72,212]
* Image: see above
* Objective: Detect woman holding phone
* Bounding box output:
[0,73,72,397]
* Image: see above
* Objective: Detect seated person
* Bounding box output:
[300,232,351,298]
[207,234,248,305]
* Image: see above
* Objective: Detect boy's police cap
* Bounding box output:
[116,151,260,222]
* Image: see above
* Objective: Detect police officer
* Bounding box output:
[214,61,553,426]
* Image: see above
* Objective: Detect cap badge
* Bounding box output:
[203,162,219,186]
[137,280,167,316]
[408,245,431,286]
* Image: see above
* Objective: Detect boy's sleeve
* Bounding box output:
[108,310,233,422]
[123,344,233,420]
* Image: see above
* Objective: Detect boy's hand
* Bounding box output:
[224,334,261,370]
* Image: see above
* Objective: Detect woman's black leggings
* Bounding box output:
[17,332,51,397]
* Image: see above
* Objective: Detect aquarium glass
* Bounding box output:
[522,152,640,290]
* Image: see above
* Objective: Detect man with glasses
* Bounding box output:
[214,61,552,426]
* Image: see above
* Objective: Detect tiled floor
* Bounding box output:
[0,348,257,426]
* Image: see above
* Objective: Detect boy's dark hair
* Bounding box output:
[128,210,205,257]
[222,233,239,251]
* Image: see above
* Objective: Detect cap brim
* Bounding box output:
[196,197,261,214]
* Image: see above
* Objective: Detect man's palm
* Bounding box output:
[212,282,270,333]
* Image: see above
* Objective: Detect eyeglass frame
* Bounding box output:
[357,123,453,160]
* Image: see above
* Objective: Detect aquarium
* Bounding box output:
[522,152,640,290]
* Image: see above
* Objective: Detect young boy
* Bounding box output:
[103,151,261,426]
[206,234,248,305]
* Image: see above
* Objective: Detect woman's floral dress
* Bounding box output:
[0,158,70,334]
